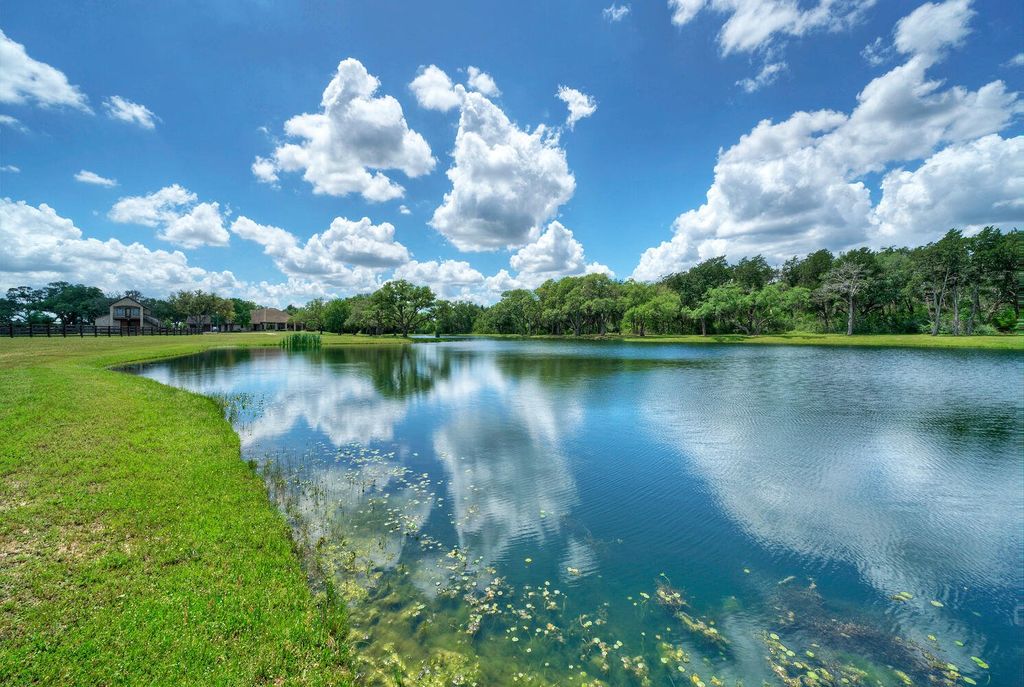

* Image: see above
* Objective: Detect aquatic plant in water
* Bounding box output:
[249,442,997,687]
[279,331,322,350]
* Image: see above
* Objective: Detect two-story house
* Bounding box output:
[94,297,162,331]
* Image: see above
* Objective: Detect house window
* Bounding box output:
[114,306,141,318]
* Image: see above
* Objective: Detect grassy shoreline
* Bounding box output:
[0,333,404,686]
[462,331,1023,351]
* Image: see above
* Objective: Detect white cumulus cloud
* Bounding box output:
[74,170,118,187]
[231,214,407,289]
[872,134,1024,246]
[556,86,597,129]
[410,64,462,112]
[430,82,576,252]
[410,65,500,111]
[0,29,90,112]
[466,66,500,97]
[0,114,28,132]
[251,155,278,185]
[109,184,230,248]
[510,221,613,287]
[603,4,631,22]
[0,198,242,296]
[667,0,877,55]
[0,198,367,307]
[255,58,435,202]
[392,259,489,300]
[894,0,974,59]
[631,17,1022,282]
[103,95,158,129]
[736,61,787,93]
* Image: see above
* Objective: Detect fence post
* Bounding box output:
[46,323,51,337]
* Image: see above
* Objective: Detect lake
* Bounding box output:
[129,340,1024,686]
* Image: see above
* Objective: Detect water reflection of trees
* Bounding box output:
[326,345,452,399]
[491,350,712,388]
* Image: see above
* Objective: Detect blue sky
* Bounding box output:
[1,1,1021,305]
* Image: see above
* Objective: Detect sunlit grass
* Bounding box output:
[0,333,399,684]
[620,332,1023,350]
[467,331,1023,350]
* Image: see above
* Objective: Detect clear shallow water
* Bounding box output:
[130,340,1024,686]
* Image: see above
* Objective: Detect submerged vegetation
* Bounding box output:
[281,331,323,351]
[250,441,998,687]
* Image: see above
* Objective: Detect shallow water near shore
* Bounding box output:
[130,340,1024,686]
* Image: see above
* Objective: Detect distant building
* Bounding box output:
[251,307,292,331]
[186,315,212,332]
[183,315,244,332]
[94,297,161,331]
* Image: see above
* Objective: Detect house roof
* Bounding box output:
[251,307,291,324]
[111,296,145,308]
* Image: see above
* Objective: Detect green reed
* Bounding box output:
[279,331,322,351]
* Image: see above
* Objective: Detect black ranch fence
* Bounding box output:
[3,323,201,338]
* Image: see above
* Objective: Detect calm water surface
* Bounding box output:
[131,340,1024,686]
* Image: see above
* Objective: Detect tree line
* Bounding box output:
[0,284,261,331]
[2,227,1019,337]
[479,228,1020,337]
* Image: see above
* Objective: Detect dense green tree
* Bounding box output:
[231,298,258,328]
[662,256,732,334]
[345,295,383,334]
[371,280,435,336]
[5,286,46,322]
[40,282,107,325]
[733,255,775,291]
[298,298,327,332]
[781,249,834,290]
[431,300,482,336]
[211,296,235,330]
[0,297,16,324]
[622,286,679,336]
[168,290,221,330]
[322,298,351,333]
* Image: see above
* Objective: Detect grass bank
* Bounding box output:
[621,332,1023,350]
[0,332,404,686]
[467,332,1023,351]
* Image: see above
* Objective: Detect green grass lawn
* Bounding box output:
[618,332,1023,350]
[0,332,404,686]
